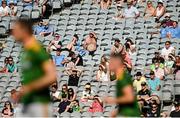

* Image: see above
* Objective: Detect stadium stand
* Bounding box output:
[0,0,180,117]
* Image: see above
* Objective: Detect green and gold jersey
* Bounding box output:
[21,38,51,105]
[116,71,140,117]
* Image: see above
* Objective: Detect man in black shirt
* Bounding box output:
[69,51,83,66]
[147,103,160,117]
[58,94,71,114]
[152,52,165,64]
[170,101,180,117]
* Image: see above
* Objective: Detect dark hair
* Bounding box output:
[165,41,171,45]
[15,18,33,35]
[85,82,91,86]
[4,101,13,109]
[125,38,134,45]
[74,100,79,106]
[73,34,79,40]
[69,51,75,57]
[68,88,74,100]
[150,71,155,75]
[11,89,17,94]
[115,39,120,43]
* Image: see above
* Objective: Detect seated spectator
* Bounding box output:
[133,72,147,93]
[144,1,155,17]
[160,13,174,27]
[122,1,140,18]
[65,100,81,113]
[96,64,109,81]
[47,33,62,53]
[100,55,109,72]
[147,103,160,117]
[34,20,53,37]
[0,0,17,6]
[59,84,69,100]
[170,101,180,117]
[1,101,14,117]
[111,39,123,54]
[0,42,5,52]
[81,83,95,102]
[68,51,83,66]
[88,95,103,113]
[100,0,111,9]
[173,56,180,80]
[167,21,180,39]
[36,0,50,17]
[9,89,18,107]
[164,53,175,74]
[9,0,17,16]
[137,82,151,111]
[52,49,66,67]
[161,41,175,60]
[50,82,61,102]
[150,59,164,74]
[66,34,80,52]
[153,1,166,22]
[6,57,17,73]
[0,57,9,73]
[67,88,76,102]
[152,51,165,64]
[147,71,160,94]
[0,1,10,16]
[23,0,33,10]
[57,94,71,114]
[83,32,97,56]
[124,38,136,55]
[153,62,164,80]
[160,22,169,38]
[66,67,82,87]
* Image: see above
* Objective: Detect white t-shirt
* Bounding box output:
[123,6,139,18]
[161,46,175,60]
[98,71,109,82]
[0,6,10,16]
[10,6,18,16]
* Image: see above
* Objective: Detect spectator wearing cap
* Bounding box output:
[147,71,160,94]
[147,103,160,117]
[161,41,175,60]
[153,1,166,22]
[133,72,147,93]
[144,1,155,17]
[52,49,66,67]
[170,101,180,117]
[47,33,62,53]
[122,1,140,18]
[34,20,53,37]
[9,0,17,16]
[161,13,174,27]
[167,21,180,39]
[0,1,10,16]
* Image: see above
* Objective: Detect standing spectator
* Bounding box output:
[167,21,180,39]
[68,51,83,66]
[47,33,62,53]
[144,1,155,17]
[83,32,97,56]
[6,57,17,73]
[67,88,76,102]
[111,39,123,54]
[174,56,180,80]
[96,64,109,81]
[124,38,136,55]
[66,68,82,87]
[170,101,180,117]
[57,94,71,114]
[147,103,160,117]
[0,57,9,73]
[161,41,175,60]
[0,1,10,16]
[153,1,166,22]
[88,95,103,113]
[1,101,14,117]
[100,0,111,9]
[147,71,160,94]
[52,49,66,67]
[133,72,147,93]
[81,83,95,102]
[122,1,140,18]
[65,100,81,113]
[9,0,17,16]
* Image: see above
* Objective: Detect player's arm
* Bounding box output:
[22,60,56,95]
[105,85,135,104]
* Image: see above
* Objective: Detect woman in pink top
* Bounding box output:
[88,95,103,113]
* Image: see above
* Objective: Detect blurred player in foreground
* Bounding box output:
[104,53,140,117]
[12,18,56,117]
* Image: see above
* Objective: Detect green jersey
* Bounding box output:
[21,39,51,105]
[116,71,140,117]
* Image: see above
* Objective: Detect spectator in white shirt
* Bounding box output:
[154,62,164,80]
[9,0,17,16]
[161,41,175,60]
[0,1,10,16]
[122,1,140,18]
